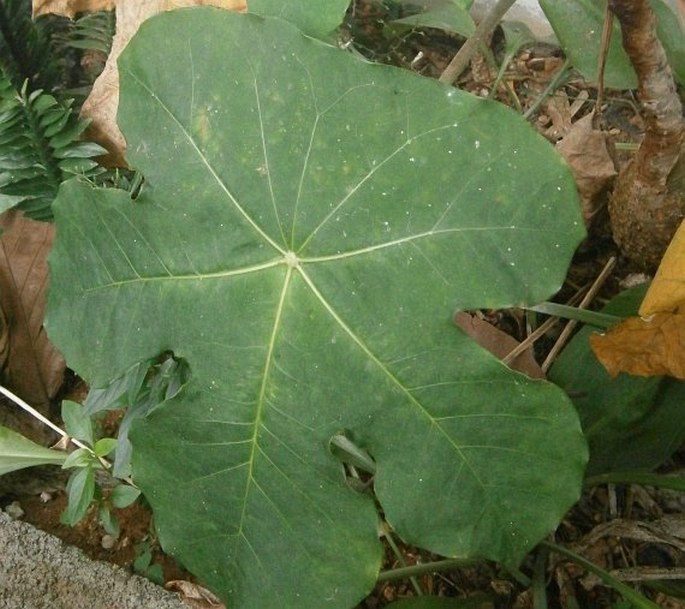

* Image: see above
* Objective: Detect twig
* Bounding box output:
[502,290,586,366]
[595,3,614,115]
[541,256,616,372]
[0,383,118,475]
[439,0,518,85]
[522,57,572,120]
[541,540,662,609]
[0,383,90,452]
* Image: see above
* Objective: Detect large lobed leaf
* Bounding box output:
[249,0,350,38]
[47,9,588,608]
[539,0,684,89]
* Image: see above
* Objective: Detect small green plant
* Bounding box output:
[0,384,138,534]
[0,352,187,535]
[133,537,165,585]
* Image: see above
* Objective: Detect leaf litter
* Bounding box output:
[0,210,64,413]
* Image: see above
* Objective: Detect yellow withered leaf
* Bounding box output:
[640,219,685,315]
[590,312,685,380]
[591,220,685,380]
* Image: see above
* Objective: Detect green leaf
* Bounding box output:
[62,447,96,469]
[391,2,476,38]
[248,0,349,38]
[330,432,377,474]
[83,359,148,415]
[0,425,66,474]
[61,466,96,525]
[110,483,141,508]
[549,284,685,476]
[94,437,118,457]
[47,9,587,608]
[99,503,120,537]
[539,0,684,89]
[62,399,94,446]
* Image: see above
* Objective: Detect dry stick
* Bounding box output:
[501,290,586,366]
[521,57,571,121]
[0,383,120,476]
[595,3,614,115]
[541,256,617,373]
[0,383,90,452]
[438,0,518,85]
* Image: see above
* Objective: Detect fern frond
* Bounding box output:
[65,11,115,55]
[0,0,63,93]
[0,70,106,220]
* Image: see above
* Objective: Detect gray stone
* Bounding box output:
[0,510,187,609]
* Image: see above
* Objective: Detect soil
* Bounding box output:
[0,460,190,585]
[1,1,684,608]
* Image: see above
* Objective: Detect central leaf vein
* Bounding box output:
[235,264,292,541]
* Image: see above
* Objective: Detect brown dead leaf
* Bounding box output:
[640,218,685,316]
[165,580,225,609]
[0,210,65,410]
[72,0,247,166]
[33,0,114,18]
[590,312,685,379]
[454,312,545,379]
[543,90,572,140]
[556,111,617,225]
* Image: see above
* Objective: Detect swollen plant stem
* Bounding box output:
[541,541,661,609]
[439,0,518,85]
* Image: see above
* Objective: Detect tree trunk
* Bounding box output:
[607,0,684,270]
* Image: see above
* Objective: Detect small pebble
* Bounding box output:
[39,491,53,503]
[5,501,24,520]
[101,534,116,550]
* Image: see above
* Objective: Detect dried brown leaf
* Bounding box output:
[543,90,572,140]
[556,112,617,225]
[33,0,114,18]
[78,0,246,166]
[165,580,225,608]
[589,311,685,379]
[454,312,545,379]
[0,211,65,410]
